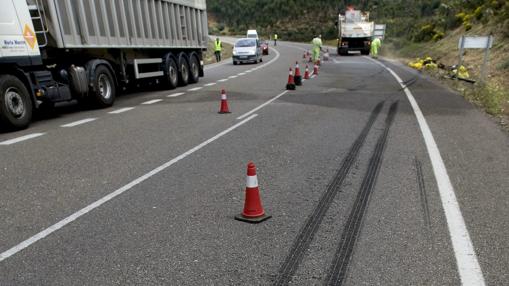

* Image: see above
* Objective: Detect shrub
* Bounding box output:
[432,31,444,41]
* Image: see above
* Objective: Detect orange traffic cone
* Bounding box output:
[302,51,307,59]
[304,65,310,80]
[218,89,231,114]
[286,67,296,90]
[235,162,271,223]
[294,62,302,86]
[313,64,319,76]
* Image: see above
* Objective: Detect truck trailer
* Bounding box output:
[0,0,208,129]
[336,9,374,55]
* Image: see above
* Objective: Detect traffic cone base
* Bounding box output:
[294,76,302,86]
[235,213,271,223]
[286,83,296,90]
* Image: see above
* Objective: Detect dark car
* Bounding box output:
[261,41,269,55]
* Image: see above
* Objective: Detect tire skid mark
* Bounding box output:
[273,102,385,286]
[325,102,399,286]
[415,157,432,235]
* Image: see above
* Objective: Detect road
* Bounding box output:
[0,39,508,285]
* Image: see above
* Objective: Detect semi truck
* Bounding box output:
[0,0,208,129]
[336,9,374,55]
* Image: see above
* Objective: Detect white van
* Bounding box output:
[246,30,259,39]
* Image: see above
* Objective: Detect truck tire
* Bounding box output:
[164,57,178,89]
[90,65,116,107]
[178,55,189,86]
[188,54,200,84]
[0,75,32,130]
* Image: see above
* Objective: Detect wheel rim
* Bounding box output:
[5,87,25,118]
[98,74,112,100]
[169,63,178,85]
[191,62,199,78]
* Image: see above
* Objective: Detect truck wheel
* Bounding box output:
[0,75,32,130]
[188,54,200,84]
[164,57,178,89]
[90,65,116,107]
[178,55,189,86]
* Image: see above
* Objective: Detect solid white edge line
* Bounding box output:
[167,92,184,98]
[0,113,259,262]
[60,118,97,128]
[0,133,45,145]
[228,75,238,79]
[141,99,163,105]
[236,90,288,120]
[365,56,485,286]
[108,107,135,114]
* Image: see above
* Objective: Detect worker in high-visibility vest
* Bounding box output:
[214,38,222,62]
[274,34,278,46]
[370,37,381,59]
[311,35,322,64]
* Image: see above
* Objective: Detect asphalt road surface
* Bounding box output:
[1,39,508,285]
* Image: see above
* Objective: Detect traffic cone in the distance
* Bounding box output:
[304,65,310,80]
[302,51,306,59]
[294,62,302,86]
[313,64,319,76]
[218,89,231,114]
[235,162,271,223]
[286,67,296,90]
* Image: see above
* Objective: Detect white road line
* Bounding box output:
[228,75,238,79]
[167,92,184,98]
[236,90,288,120]
[217,79,228,82]
[204,83,216,87]
[187,87,203,92]
[141,99,163,105]
[245,70,252,73]
[311,75,316,79]
[365,56,486,286]
[108,107,135,114]
[0,133,45,145]
[0,113,259,262]
[238,72,246,76]
[61,118,97,128]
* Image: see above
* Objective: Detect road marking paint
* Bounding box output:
[236,90,288,120]
[141,99,163,105]
[238,72,246,76]
[0,113,259,262]
[187,87,203,92]
[217,79,228,82]
[245,70,252,73]
[167,92,184,98]
[0,133,45,145]
[204,83,216,87]
[228,75,238,79]
[108,107,135,114]
[365,56,486,286]
[61,118,97,128]
[311,75,316,79]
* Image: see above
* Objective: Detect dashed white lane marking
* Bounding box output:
[236,90,289,120]
[141,99,163,105]
[167,92,184,98]
[61,118,97,128]
[228,75,238,79]
[204,83,216,87]
[108,107,135,114]
[187,87,203,92]
[217,79,228,82]
[238,72,246,76]
[0,113,259,262]
[365,56,486,286]
[0,133,45,145]
[311,75,316,79]
[245,70,252,73]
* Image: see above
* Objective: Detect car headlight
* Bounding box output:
[233,50,237,56]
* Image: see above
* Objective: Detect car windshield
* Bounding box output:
[236,39,256,47]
